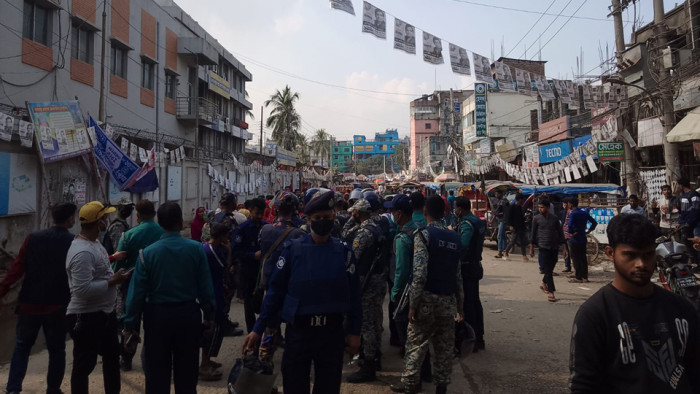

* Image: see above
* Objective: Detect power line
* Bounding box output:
[520,0,575,59]
[448,0,621,22]
[532,0,590,60]
[504,0,559,58]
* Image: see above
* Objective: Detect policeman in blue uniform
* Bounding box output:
[243,189,362,394]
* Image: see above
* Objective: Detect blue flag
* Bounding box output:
[89,116,141,190]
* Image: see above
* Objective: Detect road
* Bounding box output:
[0,242,614,393]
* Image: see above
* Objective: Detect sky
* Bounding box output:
[172,0,671,144]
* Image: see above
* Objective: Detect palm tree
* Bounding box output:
[295,134,310,166]
[245,90,255,120]
[310,128,331,167]
[264,86,301,151]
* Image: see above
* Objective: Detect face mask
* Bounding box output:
[310,219,334,237]
[390,214,396,224]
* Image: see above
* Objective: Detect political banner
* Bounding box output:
[473,53,494,84]
[553,79,571,104]
[494,62,514,91]
[422,31,443,65]
[449,43,471,75]
[18,120,33,148]
[566,81,579,108]
[329,0,355,15]
[515,69,532,96]
[393,18,416,54]
[362,2,386,39]
[26,101,91,163]
[0,153,37,216]
[0,113,14,142]
[533,75,555,100]
[89,116,141,190]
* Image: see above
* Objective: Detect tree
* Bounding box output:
[310,128,331,167]
[295,134,310,166]
[393,141,410,171]
[264,85,301,151]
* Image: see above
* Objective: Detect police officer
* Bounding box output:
[347,196,388,383]
[242,190,362,394]
[391,196,463,394]
[341,189,364,242]
[454,196,486,353]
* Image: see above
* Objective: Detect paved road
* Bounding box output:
[0,242,613,393]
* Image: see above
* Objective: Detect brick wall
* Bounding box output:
[70,58,94,86]
[500,59,546,77]
[140,87,154,107]
[22,38,53,71]
[165,28,177,70]
[110,74,128,98]
[72,0,96,24]
[164,97,176,114]
[111,0,129,43]
[141,10,156,59]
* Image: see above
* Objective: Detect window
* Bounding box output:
[141,60,154,90]
[71,24,93,64]
[111,45,127,78]
[165,73,177,99]
[425,123,432,129]
[23,0,51,46]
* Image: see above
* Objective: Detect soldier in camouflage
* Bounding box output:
[391,196,463,394]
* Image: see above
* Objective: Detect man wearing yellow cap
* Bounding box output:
[65,201,131,394]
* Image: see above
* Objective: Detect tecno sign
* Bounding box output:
[544,146,562,157]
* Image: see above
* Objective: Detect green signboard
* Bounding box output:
[597,142,625,162]
[475,83,487,137]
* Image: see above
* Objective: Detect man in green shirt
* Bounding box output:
[410,192,426,227]
[114,200,163,371]
[124,202,215,393]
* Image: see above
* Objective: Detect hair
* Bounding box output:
[118,204,134,219]
[449,190,454,196]
[157,202,183,231]
[661,184,671,191]
[514,193,525,202]
[455,196,471,211]
[628,194,639,200]
[678,177,691,188]
[248,198,266,212]
[135,200,156,219]
[266,195,274,200]
[538,197,551,207]
[607,213,658,249]
[409,191,425,211]
[210,222,230,240]
[425,195,445,220]
[337,200,348,211]
[52,203,77,225]
[569,198,579,207]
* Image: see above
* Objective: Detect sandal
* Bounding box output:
[539,283,548,293]
[199,366,222,381]
[569,278,583,283]
[547,293,557,302]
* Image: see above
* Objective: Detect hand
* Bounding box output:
[254,251,262,260]
[529,245,535,258]
[242,331,261,355]
[508,226,514,231]
[408,308,417,324]
[108,269,131,287]
[345,334,361,355]
[455,312,464,322]
[692,237,700,251]
[111,251,127,261]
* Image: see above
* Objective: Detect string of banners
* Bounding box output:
[119,136,185,167]
[329,1,629,108]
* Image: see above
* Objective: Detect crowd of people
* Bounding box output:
[1,178,700,394]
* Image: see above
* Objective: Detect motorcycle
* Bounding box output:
[656,228,700,314]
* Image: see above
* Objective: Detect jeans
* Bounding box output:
[67,311,121,394]
[563,242,572,270]
[6,310,67,394]
[497,221,507,252]
[505,229,528,256]
[569,241,588,280]
[539,248,558,293]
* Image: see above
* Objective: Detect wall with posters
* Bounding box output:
[0,153,38,216]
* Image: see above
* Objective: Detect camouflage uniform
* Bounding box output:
[402,222,463,387]
[341,215,360,243]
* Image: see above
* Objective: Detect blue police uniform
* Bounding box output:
[253,233,361,393]
[258,218,305,289]
[458,213,486,348]
[232,218,268,333]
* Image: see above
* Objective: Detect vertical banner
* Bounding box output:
[167,166,182,201]
[566,81,579,108]
[362,2,386,39]
[329,0,355,15]
[18,120,33,148]
[422,31,443,65]
[393,18,416,54]
[0,153,38,216]
[0,113,14,142]
[475,83,487,137]
[26,101,91,162]
[89,117,141,190]
[553,79,571,104]
[448,43,471,75]
[533,75,555,100]
[472,53,494,84]
[494,62,514,91]
[515,69,532,96]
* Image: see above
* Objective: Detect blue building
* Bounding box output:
[353,129,400,160]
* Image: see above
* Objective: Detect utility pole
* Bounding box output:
[611,0,638,194]
[98,0,107,122]
[259,106,263,156]
[654,0,681,183]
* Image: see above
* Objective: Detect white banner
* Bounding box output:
[393,18,416,54]
[329,0,355,15]
[534,75,555,100]
[422,31,443,65]
[494,62,514,91]
[472,53,494,84]
[515,68,532,96]
[566,81,579,108]
[18,120,33,148]
[553,79,571,104]
[0,113,14,142]
[362,2,386,39]
[448,43,471,75]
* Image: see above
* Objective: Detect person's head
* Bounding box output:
[628,194,639,208]
[568,197,579,210]
[425,195,445,222]
[374,8,384,22]
[118,203,134,220]
[433,37,442,51]
[678,177,691,191]
[514,193,525,206]
[606,214,658,291]
[661,184,672,198]
[454,196,471,218]
[495,190,503,199]
[459,48,467,59]
[538,198,551,215]
[348,199,372,222]
[209,222,231,246]
[449,190,454,196]
[219,192,237,213]
[404,24,414,38]
[385,194,412,226]
[248,198,266,222]
[157,202,183,232]
[409,191,425,213]
[52,202,77,228]
[304,190,336,240]
[274,190,299,217]
[135,200,156,223]
[78,201,116,235]
[4,116,12,130]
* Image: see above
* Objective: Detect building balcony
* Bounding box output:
[175,96,217,125]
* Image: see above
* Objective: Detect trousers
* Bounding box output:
[360,273,386,360]
[569,241,588,280]
[67,311,121,394]
[505,228,527,256]
[462,276,484,340]
[539,248,558,293]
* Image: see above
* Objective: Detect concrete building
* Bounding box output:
[332,140,353,172]
[353,129,400,160]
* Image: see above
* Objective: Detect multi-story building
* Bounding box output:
[353,129,400,160]
[332,140,353,172]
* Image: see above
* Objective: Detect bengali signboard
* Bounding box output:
[26,101,91,163]
[597,142,625,162]
[208,71,230,99]
[475,83,487,137]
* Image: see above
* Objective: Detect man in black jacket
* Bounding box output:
[0,203,78,394]
[504,193,528,262]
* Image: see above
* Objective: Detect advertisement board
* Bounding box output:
[475,83,487,137]
[597,142,625,162]
[26,101,91,163]
[538,141,572,164]
[0,153,38,216]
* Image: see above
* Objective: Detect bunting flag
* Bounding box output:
[494,62,515,91]
[124,146,158,192]
[362,2,386,39]
[422,31,443,65]
[0,113,14,142]
[515,69,532,96]
[472,53,494,84]
[179,145,185,160]
[448,43,471,75]
[89,116,141,190]
[329,0,355,15]
[553,79,571,104]
[393,18,416,54]
[533,75,555,100]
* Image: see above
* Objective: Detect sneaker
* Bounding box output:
[502,256,508,261]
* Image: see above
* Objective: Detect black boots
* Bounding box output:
[435,384,447,394]
[346,358,377,383]
[389,381,422,393]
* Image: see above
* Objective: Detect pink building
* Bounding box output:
[409,96,440,170]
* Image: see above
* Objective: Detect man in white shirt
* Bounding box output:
[656,184,678,237]
[620,194,645,215]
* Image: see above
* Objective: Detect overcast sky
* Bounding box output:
[173,0,670,143]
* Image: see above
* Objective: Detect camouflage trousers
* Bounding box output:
[360,272,387,360]
[402,293,456,386]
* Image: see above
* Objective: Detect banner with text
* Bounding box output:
[26,101,91,163]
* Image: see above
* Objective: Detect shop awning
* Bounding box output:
[667,107,700,143]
